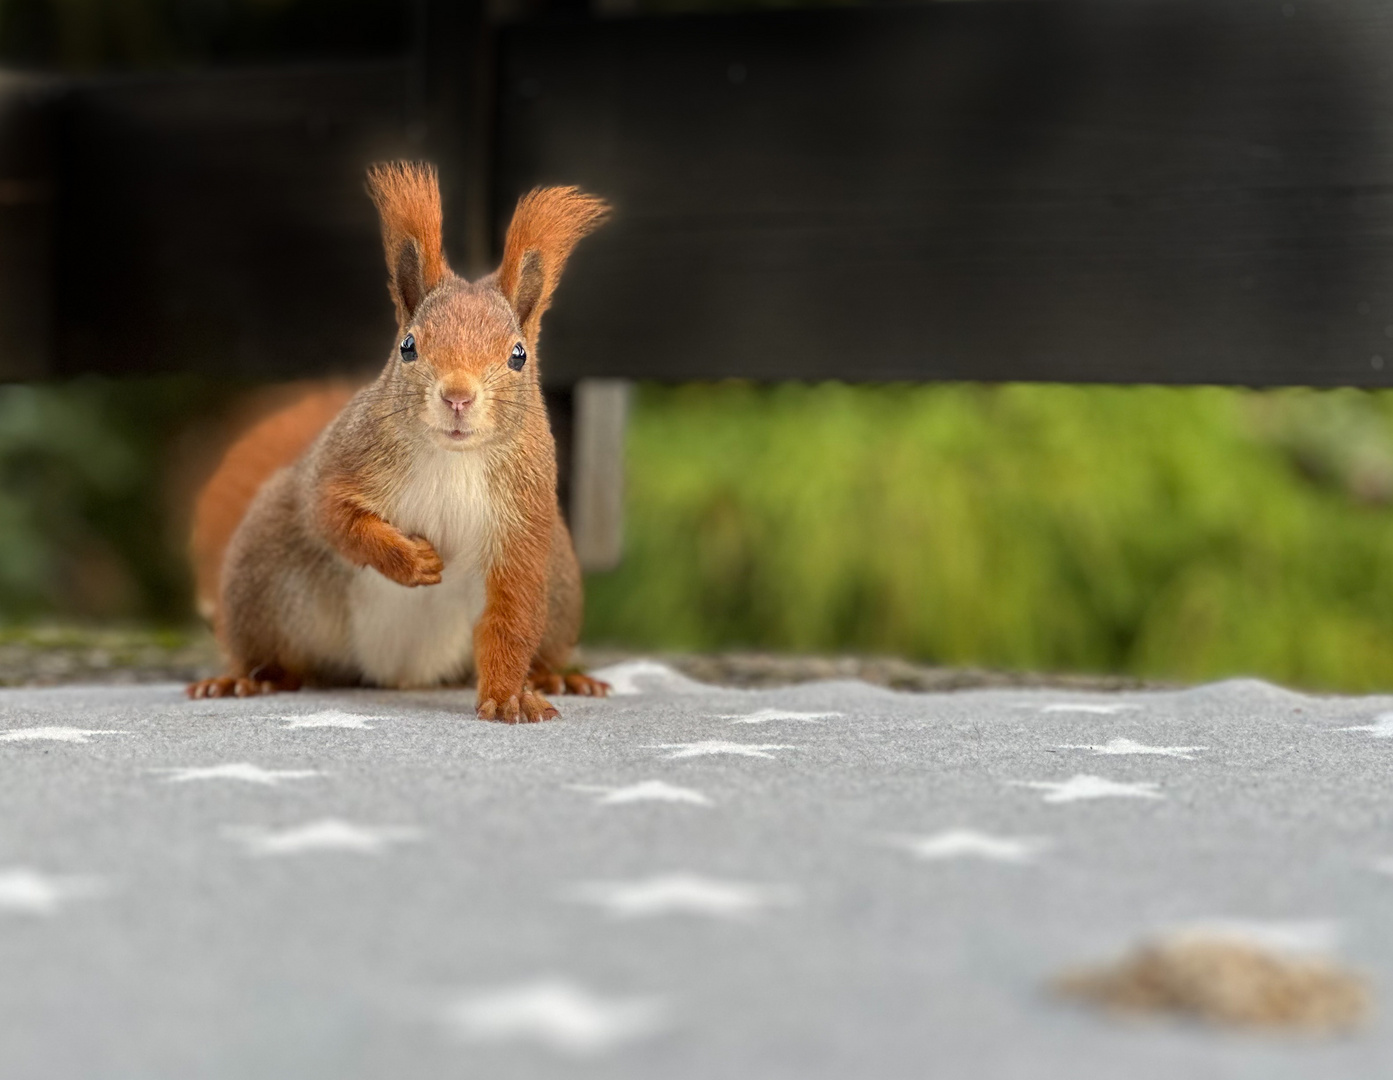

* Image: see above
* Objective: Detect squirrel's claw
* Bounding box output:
[186,665,302,700]
[476,690,559,724]
[564,673,610,697]
[526,663,611,698]
[521,690,560,722]
[188,676,237,699]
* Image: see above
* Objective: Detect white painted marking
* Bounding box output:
[887,829,1049,863]
[1056,738,1207,759]
[1032,703,1143,715]
[224,819,420,856]
[442,979,666,1055]
[569,781,713,806]
[588,659,705,696]
[563,873,797,920]
[282,710,380,729]
[647,741,794,760]
[718,708,841,724]
[1339,713,1393,737]
[157,763,322,785]
[0,867,103,915]
[0,727,129,743]
[1011,774,1163,803]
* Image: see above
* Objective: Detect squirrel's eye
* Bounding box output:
[508,342,527,372]
[400,333,417,362]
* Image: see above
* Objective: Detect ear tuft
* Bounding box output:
[496,186,610,336]
[366,161,449,323]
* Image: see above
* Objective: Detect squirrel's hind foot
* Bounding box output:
[526,662,611,698]
[187,664,303,700]
[477,689,559,724]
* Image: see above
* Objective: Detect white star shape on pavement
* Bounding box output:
[563,873,798,920]
[281,710,380,729]
[569,781,713,806]
[157,763,322,785]
[717,708,841,724]
[1056,738,1207,759]
[1029,703,1142,715]
[1340,713,1393,737]
[887,829,1049,863]
[1011,774,1163,803]
[0,727,129,743]
[442,979,666,1055]
[224,818,420,855]
[0,867,102,915]
[647,741,794,760]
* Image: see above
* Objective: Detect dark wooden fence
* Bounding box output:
[2,0,1393,388]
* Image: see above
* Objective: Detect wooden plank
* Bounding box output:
[0,75,56,381]
[569,378,630,571]
[6,0,1393,387]
[497,1,1393,387]
[50,62,418,380]
[415,0,496,276]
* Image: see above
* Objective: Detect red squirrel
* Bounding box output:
[187,161,610,722]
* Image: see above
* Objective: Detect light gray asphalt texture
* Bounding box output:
[3,660,1393,1078]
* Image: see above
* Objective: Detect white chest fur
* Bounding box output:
[347,449,499,688]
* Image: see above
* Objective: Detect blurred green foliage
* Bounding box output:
[6,379,1393,690]
[584,383,1393,690]
[0,377,226,622]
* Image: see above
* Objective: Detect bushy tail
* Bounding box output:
[191,381,358,625]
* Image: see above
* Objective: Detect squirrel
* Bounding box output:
[187,161,611,722]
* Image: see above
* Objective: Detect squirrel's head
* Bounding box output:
[365,162,608,452]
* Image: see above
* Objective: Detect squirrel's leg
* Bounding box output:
[187,664,303,699]
[523,517,608,698]
[475,557,558,724]
[319,480,443,587]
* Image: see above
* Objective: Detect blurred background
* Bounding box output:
[3,0,1393,691]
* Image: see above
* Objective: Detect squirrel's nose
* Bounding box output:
[441,389,475,414]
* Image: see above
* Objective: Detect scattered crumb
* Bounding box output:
[1054,937,1369,1033]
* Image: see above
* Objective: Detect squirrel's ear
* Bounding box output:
[496,187,609,337]
[366,161,449,324]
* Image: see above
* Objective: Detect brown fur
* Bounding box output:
[188,162,610,720]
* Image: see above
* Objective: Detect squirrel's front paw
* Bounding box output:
[375,535,444,587]
[477,689,559,724]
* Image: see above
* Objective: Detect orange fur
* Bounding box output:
[496,186,610,337]
[474,523,553,719]
[191,382,357,626]
[317,478,444,587]
[366,162,449,325]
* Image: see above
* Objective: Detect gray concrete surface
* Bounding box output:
[2,659,1392,1078]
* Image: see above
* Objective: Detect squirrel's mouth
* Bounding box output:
[445,428,474,441]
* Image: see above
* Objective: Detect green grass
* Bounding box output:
[583,382,1393,691]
